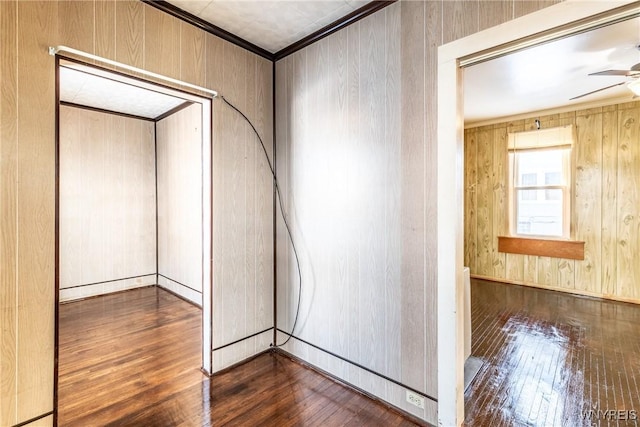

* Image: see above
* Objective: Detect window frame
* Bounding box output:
[507,126,574,240]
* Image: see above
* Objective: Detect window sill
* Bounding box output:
[498,236,585,260]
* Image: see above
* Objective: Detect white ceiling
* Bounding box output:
[166,0,371,53]
[59,64,188,119]
[465,16,640,125]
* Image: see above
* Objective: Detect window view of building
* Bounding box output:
[508,125,573,239]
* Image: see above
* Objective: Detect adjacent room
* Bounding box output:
[462,13,640,426]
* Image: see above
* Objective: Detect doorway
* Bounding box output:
[436,2,640,425]
[55,57,213,417]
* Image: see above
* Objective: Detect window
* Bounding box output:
[508,125,573,239]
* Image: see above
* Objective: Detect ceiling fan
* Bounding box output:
[570,62,640,100]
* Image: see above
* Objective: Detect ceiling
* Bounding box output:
[165,0,371,53]
[464,16,640,125]
[59,62,190,120]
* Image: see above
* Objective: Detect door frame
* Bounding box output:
[436,1,639,425]
[54,56,214,416]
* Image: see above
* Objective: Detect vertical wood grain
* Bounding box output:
[143,4,180,78]
[16,0,57,420]
[399,0,427,393]
[601,105,618,296]
[616,105,640,298]
[479,0,513,31]
[514,0,562,19]
[58,1,94,53]
[59,107,156,289]
[442,0,479,44]
[95,0,115,59]
[156,103,203,298]
[115,0,143,68]
[464,129,477,272]
[180,21,206,87]
[492,126,507,278]
[475,126,493,276]
[0,1,18,424]
[574,109,602,294]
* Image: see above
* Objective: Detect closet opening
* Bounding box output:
[54,57,213,420]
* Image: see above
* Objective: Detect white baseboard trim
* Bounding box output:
[275,331,437,425]
[157,274,202,306]
[59,274,156,302]
[212,328,273,373]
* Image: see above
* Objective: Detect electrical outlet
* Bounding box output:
[406,390,425,409]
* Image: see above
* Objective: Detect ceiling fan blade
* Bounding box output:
[589,70,634,76]
[570,81,626,100]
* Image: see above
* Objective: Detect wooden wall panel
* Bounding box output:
[616,104,640,299]
[600,105,618,296]
[16,1,57,421]
[157,103,203,302]
[210,39,273,369]
[144,6,180,78]
[0,2,18,424]
[1,1,273,423]
[400,0,427,397]
[180,21,206,87]
[59,106,156,292]
[115,0,143,68]
[465,101,640,303]
[58,1,94,52]
[574,109,602,294]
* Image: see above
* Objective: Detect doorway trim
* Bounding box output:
[54,56,214,420]
[436,1,639,425]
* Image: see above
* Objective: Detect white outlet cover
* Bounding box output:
[406,390,425,410]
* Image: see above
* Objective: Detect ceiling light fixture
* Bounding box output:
[628,79,640,96]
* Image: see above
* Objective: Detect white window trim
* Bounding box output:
[507,125,574,239]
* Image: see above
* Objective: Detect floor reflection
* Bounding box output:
[464,279,640,427]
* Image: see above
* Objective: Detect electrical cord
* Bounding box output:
[220,95,301,347]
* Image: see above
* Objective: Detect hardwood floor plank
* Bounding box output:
[58,287,422,426]
[465,279,640,426]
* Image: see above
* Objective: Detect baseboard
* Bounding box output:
[59,274,156,302]
[275,331,437,425]
[212,328,273,373]
[471,274,640,306]
[157,274,202,306]
[273,348,434,427]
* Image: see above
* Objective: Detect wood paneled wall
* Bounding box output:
[274,0,560,424]
[465,101,640,303]
[0,1,272,425]
[157,103,203,305]
[59,106,156,301]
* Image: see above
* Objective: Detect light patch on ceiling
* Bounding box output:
[59,66,187,119]
[465,16,640,125]
[167,0,371,53]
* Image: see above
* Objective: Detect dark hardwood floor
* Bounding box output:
[58,286,420,426]
[465,279,640,427]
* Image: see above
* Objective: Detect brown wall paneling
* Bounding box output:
[115,0,144,69]
[1,0,274,423]
[156,103,203,304]
[465,101,640,303]
[1,1,18,425]
[180,21,206,87]
[144,5,180,79]
[574,108,603,294]
[59,106,156,301]
[16,0,58,422]
[616,103,640,299]
[601,105,618,296]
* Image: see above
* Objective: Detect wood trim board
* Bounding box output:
[498,236,585,260]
